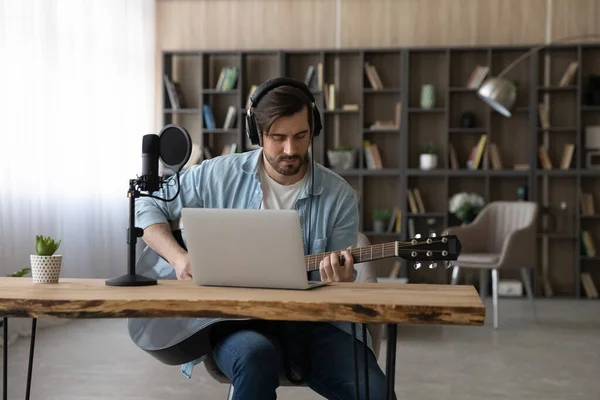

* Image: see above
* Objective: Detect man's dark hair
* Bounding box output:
[253,85,314,139]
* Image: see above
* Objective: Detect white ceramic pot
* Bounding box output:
[373,220,385,233]
[30,255,62,283]
[419,154,438,170]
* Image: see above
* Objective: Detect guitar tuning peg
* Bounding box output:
[414,262,422,270]
[430,233,437,237]
[414,233,422,239]
[445,262,453,269]
[429,262,438,269]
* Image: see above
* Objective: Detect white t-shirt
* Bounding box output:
[259,161,308,210]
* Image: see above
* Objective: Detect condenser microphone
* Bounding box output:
[139,134,161,193]
[106,123,192,287]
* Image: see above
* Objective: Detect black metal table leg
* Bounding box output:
[362,324,370,400]
[25,318,36,400]
[385,323,398,400]
[3,318,7,400]
[351,323,359,400]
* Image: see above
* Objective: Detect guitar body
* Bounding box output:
[127,230,250,366]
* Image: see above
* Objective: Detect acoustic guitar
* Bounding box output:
[127,230,461,366]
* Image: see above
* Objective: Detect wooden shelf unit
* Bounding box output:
[161,43,600,298]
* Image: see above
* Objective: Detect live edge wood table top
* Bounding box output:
[0,278,485,326]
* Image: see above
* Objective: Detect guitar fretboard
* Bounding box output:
[305,242,398,272]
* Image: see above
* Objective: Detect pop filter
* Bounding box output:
[158,124,192,174]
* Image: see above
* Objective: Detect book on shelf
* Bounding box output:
[386,206,401,233]
[323,83,336,110]
[538,146,553,169]
[202,105,217,130]
[489,142,503,170]
[407,189,419,214]
[221,143,238,156]
[466,65,489,89]
[580,272,598,299]
[581,192,596,215]
[559,143,575,169]
[466,135,487,170]
[538,103,550,130]
[363,140,383,169]
[342,104,359,111]
[449,144,459,169]
[559,61,579,87]
[412,188,426,213]
[223,105,237,129]
[364,62,384,89]
[304,65,315,87]
[163,74,186,109]
[303,63,323,90]
[581,230,596,257]
[215,67,238,91]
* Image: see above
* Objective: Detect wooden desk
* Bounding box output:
[0,278,485,400]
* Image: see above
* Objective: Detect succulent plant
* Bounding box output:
[35,235,61,256]
[373,208,392,221]
[420,142,436,154]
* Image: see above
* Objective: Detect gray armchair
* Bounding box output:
[204,232,384,399]
[445,201,539,329]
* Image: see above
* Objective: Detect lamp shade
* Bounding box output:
[477,77,517,117]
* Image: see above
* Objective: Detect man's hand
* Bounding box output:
[172,253,192,280]
[319,246,355,283]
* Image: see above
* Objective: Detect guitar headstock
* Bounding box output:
[396,234,461,269]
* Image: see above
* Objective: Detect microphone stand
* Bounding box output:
[105,178,158,287]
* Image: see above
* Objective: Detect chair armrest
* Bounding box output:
[497,226,536,269]
[443,223,488,254]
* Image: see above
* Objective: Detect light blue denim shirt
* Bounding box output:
[134,148,373,378]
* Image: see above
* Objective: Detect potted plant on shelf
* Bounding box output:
[373,208,392,233]
[30,235,62,284]
[419,142,438,170]
[327,145,356,170]
[449,192,485,225]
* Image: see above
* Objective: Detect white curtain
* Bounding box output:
[0,0,156,279]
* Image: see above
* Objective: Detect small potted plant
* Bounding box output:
[419,142,438,170]
[373,208,392,233]
[327,145,356,170]
[449,192,485,224]
[30,235,62,284]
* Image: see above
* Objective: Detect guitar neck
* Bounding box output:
[305,242,398,272]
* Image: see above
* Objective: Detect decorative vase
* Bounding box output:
[30,255,62,283]
[419,153,438,170]
[327,149,356,170]
[420,84,436,109]
[373,220,385,233]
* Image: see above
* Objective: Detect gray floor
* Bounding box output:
[2,298,599,399]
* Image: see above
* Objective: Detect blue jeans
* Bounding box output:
[210,320,392,400]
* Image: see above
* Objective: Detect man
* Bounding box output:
[135,77,390,399]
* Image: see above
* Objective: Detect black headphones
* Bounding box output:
[245,77,322,146]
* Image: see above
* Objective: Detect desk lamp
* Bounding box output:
[477,33,600,117]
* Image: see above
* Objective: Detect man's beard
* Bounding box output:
[265,152,308,176]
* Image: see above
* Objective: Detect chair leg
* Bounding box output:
[451,265,460,285]
[491,268,499,329]
[521,267,538,322]
[227,384,234,400]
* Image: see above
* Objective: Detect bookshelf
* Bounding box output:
[161,43,600,299]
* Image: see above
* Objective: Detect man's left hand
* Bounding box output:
[319,246,355,282]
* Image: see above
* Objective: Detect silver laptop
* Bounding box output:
[181,208,327,290]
